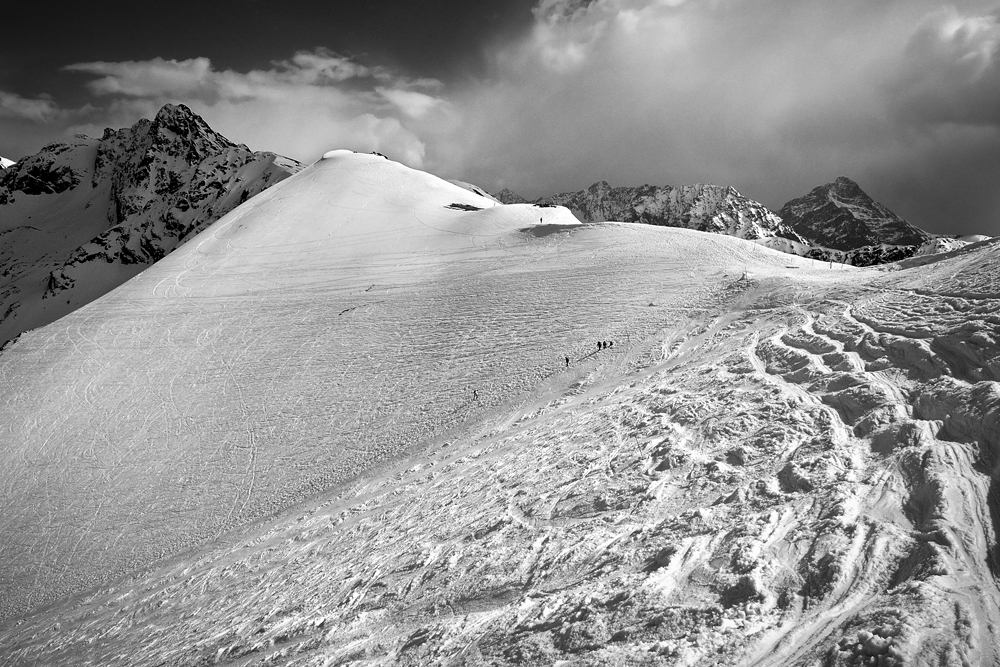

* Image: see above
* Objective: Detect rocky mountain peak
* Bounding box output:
[496,188,528,204]
[779,177,930,251]
[587,180,613,195]
[831,175,862,192]
[148,103,235,157]
[0,105,301,346]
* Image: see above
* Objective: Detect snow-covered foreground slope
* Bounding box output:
[2,154,999,667]
[0,150,835,621]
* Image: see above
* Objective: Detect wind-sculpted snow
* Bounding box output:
[2,157,999,667]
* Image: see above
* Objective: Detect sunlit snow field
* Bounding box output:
[0,151,855,618]
[3,152,1000,667]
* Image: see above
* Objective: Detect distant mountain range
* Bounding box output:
[499,176,982,268]
[500,181,806,243]
[0,104,300,345]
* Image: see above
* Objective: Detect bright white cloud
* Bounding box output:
[0,91,60,122]
[377,87,445,119]
[60,50,449,167]
[65,58,215,97]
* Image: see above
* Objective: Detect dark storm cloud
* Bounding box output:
[3,0,1000,236]
[892,7,1000,126]
[433,0,1000,236]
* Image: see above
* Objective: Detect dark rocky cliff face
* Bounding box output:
[0,143,84,203]
[0,104,301,345]
[778,177,930,251]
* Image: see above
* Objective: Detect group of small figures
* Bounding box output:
[563,340,615,368]
[475,338,618,401]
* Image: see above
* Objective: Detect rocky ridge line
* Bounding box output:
[777,176,931,251]
[498,181,807,244]
[0,104,301,345]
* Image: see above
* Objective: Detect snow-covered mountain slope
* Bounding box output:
[3,153,1000,667]
[0,104,300,346]
[0,156,15,169]
[0,149,846,623]
[502,181,807,243]
[778,176,931,250]
[448,179,501,202]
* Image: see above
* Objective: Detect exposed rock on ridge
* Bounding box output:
[62,103,299,273]
[0,144,82,202]
[501,181,807,243]
[778,176,930,251]
[0,104,301,345]
[502,176,967,267]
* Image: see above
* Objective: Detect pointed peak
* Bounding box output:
[153,103,199,124]
[151,104,209,133]
[826,176,865,198]
[496,188,527,205]
[145,103,235,152]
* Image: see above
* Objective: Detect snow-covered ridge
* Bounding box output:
[0,104,301,345]
[0,156,15,169]
[500,180,807,243]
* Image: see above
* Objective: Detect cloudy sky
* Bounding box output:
[4,0,1000,235]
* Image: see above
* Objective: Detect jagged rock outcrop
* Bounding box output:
[503,181,807,243]
[503,176,969,267]
[778,177,931,251]
[0,145,82,203]
[65,104,299,271]
[759,237,971,268]
[496,188,528,204]
[0,104,301,345]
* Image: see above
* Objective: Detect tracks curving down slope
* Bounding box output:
[0,159,998,667]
